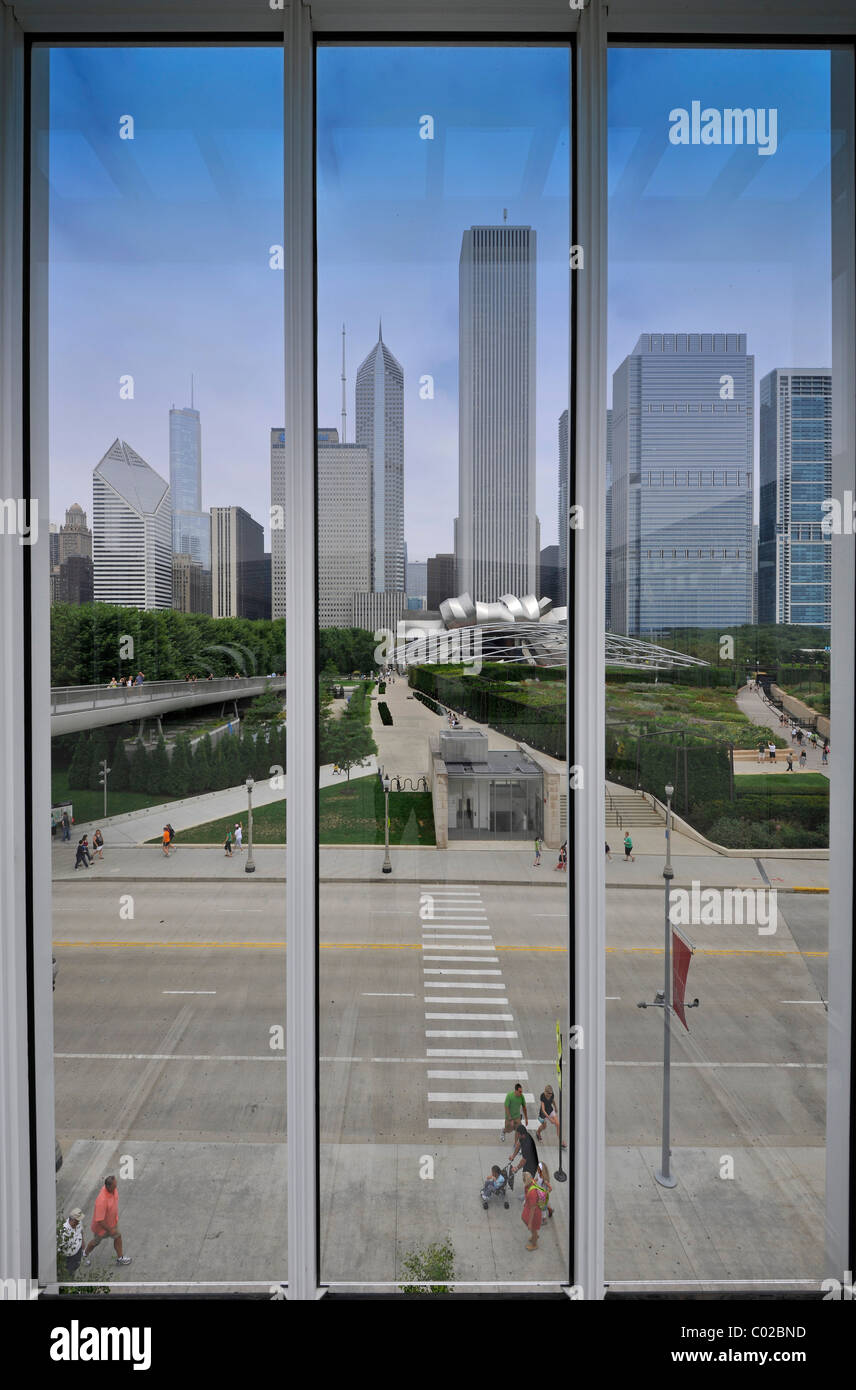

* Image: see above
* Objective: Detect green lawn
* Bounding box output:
[51,768,184,823]
[152,778,435,846]
[737,773,828,795]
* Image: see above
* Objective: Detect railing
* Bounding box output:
[50,674,285,713]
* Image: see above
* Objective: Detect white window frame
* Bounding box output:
[0,0,853,1303]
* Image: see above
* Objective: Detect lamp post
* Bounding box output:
[382,773,392,874]
[655,782,676,1188]
[245,775,256,874]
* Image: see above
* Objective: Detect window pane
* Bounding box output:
[39,44,287,1291]
[606,45,851,1287]
[315,43,571,1289]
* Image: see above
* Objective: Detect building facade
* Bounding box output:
[92,438,173,610]
[427,552,457,612]
[172,552,211,615]
[169,404,210,572]
[758,369,832,627]
[58,502,92,564]
[558,407,569,606]
[271,427,287,619]
[355,326,405,593]
[610,333,753,634]
[458,224,537,601]
[210,506,266,620]
[317,436,371,628]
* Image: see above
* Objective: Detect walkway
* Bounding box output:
[735,685,830,779]
[51,675,285,736]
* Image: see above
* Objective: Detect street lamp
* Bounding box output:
[245,775,256,874]
[382,773,392,874]
[656,782,676,1188]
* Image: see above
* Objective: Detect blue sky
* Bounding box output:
[46,44,833,558]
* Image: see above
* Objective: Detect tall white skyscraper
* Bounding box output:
[457,224,537,601]
[317,430,372,628]
[169,403,210,571]
[92,438,172,610]
[355,324,404,593]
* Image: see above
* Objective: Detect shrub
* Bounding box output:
[378,701,393,726]
[399,1238,455,1295]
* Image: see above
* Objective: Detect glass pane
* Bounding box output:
[39,44,287,1291]
[606,46,852,1288]
[316,43,571,1289]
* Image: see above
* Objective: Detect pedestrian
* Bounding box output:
[605,841,612,861]
[533,837,541,867]
[757,741,765,764]
[502,1082,528,1141]
[535,1083,566,1147]
[165,823,175,850]
[135,671,143,686]
[623,832,635,863]
[58,1207,85,1274]
[61,810,71,841]
[162,826,171,857]
[235,821,243,852]
[82,1175,131,1266]
[786,752,794,772]
[799,749,807,769]
[520,1172,543,1251]
[768,742,777,763]
[554,841,567,871]
[822,742,829,765]
[224,827,233,856]
[509,1123,553,1218]
[74,838,90,870]
[92,828,104,859]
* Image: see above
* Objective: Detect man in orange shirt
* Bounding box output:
[82,1175,131,1266]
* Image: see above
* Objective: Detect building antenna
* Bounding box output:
[503,207,508,223]
[340,323,347,444]
[191,373,195,410]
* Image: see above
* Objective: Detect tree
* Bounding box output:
[193,733,213,792]
[170,734,193,799]
[110,740,130,792]
[399,1238,456,1295]
[67,732,91,791]
[326,717,376,782]
[145,736,170,798]
[242,683,284,731]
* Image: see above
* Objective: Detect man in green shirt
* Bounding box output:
[502,1083,528,1140]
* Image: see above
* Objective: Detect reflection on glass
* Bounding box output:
[42,45,286,1290]
[316,44,571,1288]
[606,47,845,1284]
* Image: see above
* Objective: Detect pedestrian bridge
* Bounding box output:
[50,675,285,736]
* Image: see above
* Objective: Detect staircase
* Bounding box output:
[606,787,666,829]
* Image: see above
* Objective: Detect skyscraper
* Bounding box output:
[316,430,372,627]
[170,403,210,571]
[758,369,831,627]
[427,553,457,612]
[211,506,267,620]
[610,333,753,634]
[458,224,537,601]
[605,409,613,629]
[270,428,287,619]
[355,324,405,593]
[92,439,172,610]
[58,503,92,563]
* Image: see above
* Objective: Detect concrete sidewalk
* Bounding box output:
[50,841,828,889]
[735,685,829,779]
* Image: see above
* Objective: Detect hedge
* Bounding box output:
[378,701,393,726]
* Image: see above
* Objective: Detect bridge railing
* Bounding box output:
[50,675,285,712]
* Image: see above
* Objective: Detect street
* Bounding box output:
[53,876,827,1289]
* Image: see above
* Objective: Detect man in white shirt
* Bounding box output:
[59,1207,84,1273]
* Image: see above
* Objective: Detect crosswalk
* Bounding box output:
[419,885,530,1132]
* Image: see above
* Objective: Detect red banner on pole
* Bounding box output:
[672,929,694,1031]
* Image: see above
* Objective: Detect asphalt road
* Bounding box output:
[52,879,828,1288]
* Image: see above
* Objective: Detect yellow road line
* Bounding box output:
[53,940,829,958]
[792,886,828,893]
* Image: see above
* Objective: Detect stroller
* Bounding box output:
[480,1163,514,1211]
